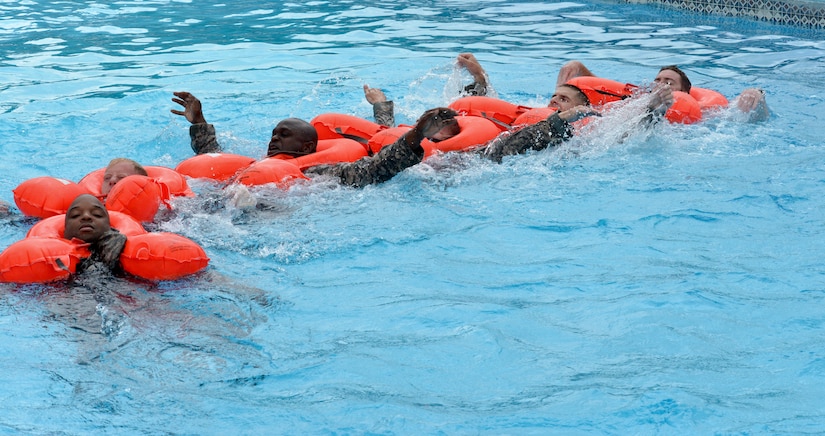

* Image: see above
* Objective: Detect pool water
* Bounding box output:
[1,0,824,434]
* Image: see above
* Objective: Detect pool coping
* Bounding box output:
[621,0,825,28]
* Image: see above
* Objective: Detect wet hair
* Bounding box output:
[659,65,692,93]
[559,84,590,106]
[106,157,148,176]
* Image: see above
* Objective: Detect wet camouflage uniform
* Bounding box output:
[73,229,127,275]
[369,82,575,164]
[372,101,395,128]
[478,114,573,163]
[188,123,424,188]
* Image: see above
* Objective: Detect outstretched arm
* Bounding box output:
[457,53,490,96]
[306,108,459,187]
[363,84,395,127]
[480,105,593,162]
[171,91,221,154]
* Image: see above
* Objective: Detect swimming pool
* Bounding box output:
[1,0,824,433]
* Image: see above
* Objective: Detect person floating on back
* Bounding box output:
[171,91,460,188]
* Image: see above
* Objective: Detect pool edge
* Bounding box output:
[621,0,825,28]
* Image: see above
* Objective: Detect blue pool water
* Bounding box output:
[1,0,824,434]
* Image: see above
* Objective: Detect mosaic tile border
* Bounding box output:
[623,0,825,28]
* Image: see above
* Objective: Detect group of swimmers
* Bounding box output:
[2,53,769,280]
[173,52,766,179]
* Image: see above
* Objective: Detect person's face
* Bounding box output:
[653,69,685,92]
[267,119,313,157]
[548,86,585,111]
[102,161,140,196]
[64,195,111,243]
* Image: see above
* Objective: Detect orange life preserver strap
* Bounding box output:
[310,113,387,152]
[448,96,526,131]
[565,76,637,106]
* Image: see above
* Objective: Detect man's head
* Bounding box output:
[64,194,111,243]
[102,158,147,196]
[415,107,460,142]
[654,65,691,93]
[548,84,590,111]
[267,118,318,158]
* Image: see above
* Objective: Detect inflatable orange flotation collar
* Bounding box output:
[448,96,525,130]
[567,76,729,124]
[195,138,368,187]
[448,77,633,131]
[665,91,703,124]
[98,175,171,223]
[291,138,369,170]
[119,232,209,281]
[0,237,90,283]
[26,210,146,239]
[367,126,411,155]
[565,76,636,106]
[311,113,386,150]
[422,116,500,157]
[0,230,208,283]
[13,177,91,219]
[365,116,501,157]
[175,153,257,182]
[146,166,193,197]
[14,166,190,221]
[231,158,309,188]
[511,107,559,126]
[78,165,192,198]
[690,87,729,112]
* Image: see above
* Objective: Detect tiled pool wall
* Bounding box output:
[622,0,825,28]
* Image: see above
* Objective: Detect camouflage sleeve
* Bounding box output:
[91,229,127,272]
[480,113,573,163]
[373,101,395,127]
[305,135,424,188]
[464,81,488,96]
[189,123,222,155]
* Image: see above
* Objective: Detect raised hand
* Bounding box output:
[363,85,388,105]
[456,53,486,82]
[171,91,207,124]
[647,84,675,115]
[735,88,762,112]
[94,229,127,271]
